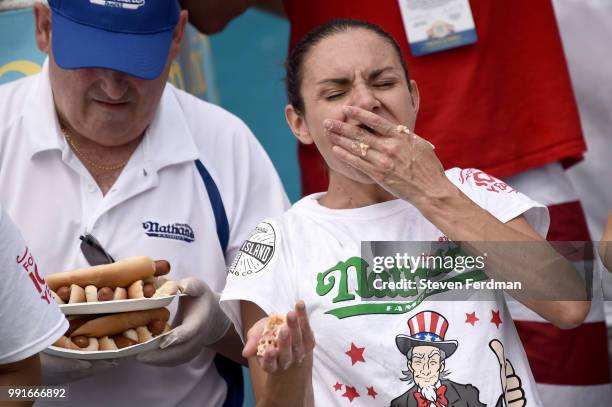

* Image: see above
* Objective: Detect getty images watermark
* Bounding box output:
[368,249,521,291]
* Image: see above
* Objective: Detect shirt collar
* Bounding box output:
[22,59,65,159]
[23,60,199,170]
[142,84,199,172]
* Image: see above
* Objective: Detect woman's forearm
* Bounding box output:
[416,182,590,328]
[257,359,314,407]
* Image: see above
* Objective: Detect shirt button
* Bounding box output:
[87,183,97,193]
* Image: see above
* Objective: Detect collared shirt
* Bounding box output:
[0,61,289,406]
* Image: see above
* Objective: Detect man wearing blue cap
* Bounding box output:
[0,0,289,405]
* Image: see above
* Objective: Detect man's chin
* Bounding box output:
[83,125,142,146]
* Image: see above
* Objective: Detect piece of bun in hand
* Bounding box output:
[257,314,287,357]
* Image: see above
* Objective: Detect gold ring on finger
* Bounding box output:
[359,142,370,157]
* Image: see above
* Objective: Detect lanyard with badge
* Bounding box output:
[398,0,477,56]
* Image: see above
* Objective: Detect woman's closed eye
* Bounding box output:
[372,79,397,89]
[325,90,347,101]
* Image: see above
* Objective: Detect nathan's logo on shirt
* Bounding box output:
[142,221,195,243]
[230,221,276,277]
[90,0,145,10]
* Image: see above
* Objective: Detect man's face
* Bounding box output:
[48,53,169,146]
[409,345,443,388]
[34,4,187,146]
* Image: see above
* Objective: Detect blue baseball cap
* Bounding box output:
[48,0,180,80]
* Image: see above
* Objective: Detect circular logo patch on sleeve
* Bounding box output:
[229,221,277,277]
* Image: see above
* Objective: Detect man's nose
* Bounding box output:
[98,69,130,100]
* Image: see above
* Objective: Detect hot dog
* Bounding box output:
[52,309,172,352]
[48,257,178,304]
[53,323,172,351]
[46,256,157,291]
[70,308,170,338]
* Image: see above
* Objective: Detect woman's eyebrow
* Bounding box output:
[316,77,351,86]
[368,66,396,80]
[316,67,397,86]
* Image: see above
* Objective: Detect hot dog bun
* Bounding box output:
[136,326,154,343]
[99,336,118,351]
[153,280,179,297]
[85,285,98,302]
[113,287,127,300]
[68,284,85,304]
[46,256,156,291]
[128,280,144,299]
[257,314,287,356]
[54,336,80,350]
[70,308,170,338]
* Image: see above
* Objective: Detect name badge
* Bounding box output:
[398,0,477,57]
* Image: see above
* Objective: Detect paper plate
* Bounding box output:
[59,295,182,315]
[44,329,174,360]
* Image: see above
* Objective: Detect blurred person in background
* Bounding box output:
[553,0,612,387]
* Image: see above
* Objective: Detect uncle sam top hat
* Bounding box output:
[395,310,458,357]
[48,0,180,80]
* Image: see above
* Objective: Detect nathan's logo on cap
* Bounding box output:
[90,0,145,10]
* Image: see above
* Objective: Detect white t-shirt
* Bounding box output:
[221,168,549,407]
[0,62,289,406]
[0,206,67,365]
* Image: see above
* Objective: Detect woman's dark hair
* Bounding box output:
[286,19,410,113]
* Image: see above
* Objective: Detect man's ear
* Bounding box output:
[168,10,189,60]
[33,3,52,54]
[285,104,314,145]
[409,79,420,113]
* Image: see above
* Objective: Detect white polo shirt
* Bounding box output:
[0,61,289,406]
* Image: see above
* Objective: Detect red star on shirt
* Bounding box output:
[465,312,479,326]
[367,386,378,399]
[342,385,360,402]
[491,309,502,329]
[345,342,365,365]
[333,382,343,391]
